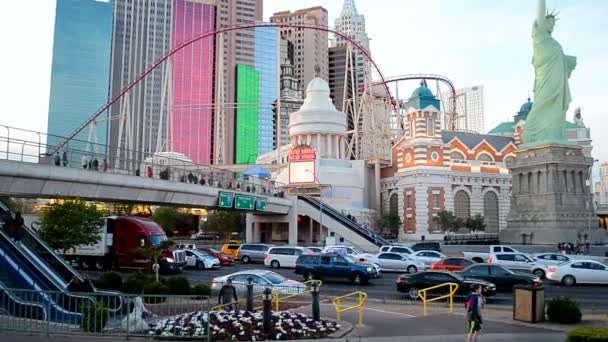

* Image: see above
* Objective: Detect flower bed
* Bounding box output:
[149,310,340,341]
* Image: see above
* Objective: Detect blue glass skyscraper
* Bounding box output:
[47,0,113,155]
[254,26,279,155]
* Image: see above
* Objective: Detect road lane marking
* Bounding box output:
[364,307,415,317]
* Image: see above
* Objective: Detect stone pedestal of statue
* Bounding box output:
[500,145,607,244]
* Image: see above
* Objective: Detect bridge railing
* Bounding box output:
[0,125,286,198]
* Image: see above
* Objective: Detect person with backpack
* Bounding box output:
[466,284,483,342]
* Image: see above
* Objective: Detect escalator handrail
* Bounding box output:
[302,196,390,246]
[0,200,85,284]
[0,279,48,321]
[21,224,85,284]
[0,230,94,309]
[299,196,389,246]
[0,229,66,290]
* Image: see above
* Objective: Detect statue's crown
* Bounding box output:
[546,8,559,20]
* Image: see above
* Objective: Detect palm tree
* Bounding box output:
[137,240,174,283]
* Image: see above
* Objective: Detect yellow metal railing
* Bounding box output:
[332,291,367,326]
[417,282,459,316]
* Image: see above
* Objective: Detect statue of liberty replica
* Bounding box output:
[501,0,605,244]
[523,0,577,146]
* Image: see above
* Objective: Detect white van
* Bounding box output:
[264,246,313,269]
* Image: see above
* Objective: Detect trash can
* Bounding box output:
[513,285,544,323]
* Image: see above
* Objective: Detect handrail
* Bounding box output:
[417,282,460,316]
[299,196,389,246]
[332,291,367,326]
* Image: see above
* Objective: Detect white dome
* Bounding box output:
[289,78,347,137]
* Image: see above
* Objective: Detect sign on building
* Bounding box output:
[235,194,255,210]
[288,145,316,185]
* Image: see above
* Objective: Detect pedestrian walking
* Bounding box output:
[218,279,238,311]
[92,158,99,171]
[62,151,69,167]
[81,154,89,170]
[53,152,61,166]
[466,284,483,342]
[12,212,25,242]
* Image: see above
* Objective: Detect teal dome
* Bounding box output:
[411,80,434,98]
[519,98,533,114]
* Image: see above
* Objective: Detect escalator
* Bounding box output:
[0,229,92,323]
[298,196,390,249]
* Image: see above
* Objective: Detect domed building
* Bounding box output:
[380,82,517,240]
[488,98,592,156]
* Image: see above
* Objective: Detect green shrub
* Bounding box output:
[191,284,211,299]
[164,276,191,295]
[566,327,608,342]
[81,303,108,333]
[546,296,582,324]
[124,273,154,294]
[143,282,169,304]
[95,272,123,291]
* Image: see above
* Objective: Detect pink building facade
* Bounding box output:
[170,0,216,164]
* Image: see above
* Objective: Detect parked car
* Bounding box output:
[264,246,313,268]
[410,250,446,270]
[379,245,415,255]
[198,247,234,266]
[237,243,272,263]
[322,245,374,262]
[546,260,608,286]
[368,252,424,273]
[211,270,305,295]
[176,243,197,250]
[487,253,546,277]
[294,253,381,285]
[190,232,220,240]
[407,241,442,252]
[458,264,541,291]
[306,247,323,253]
[185,250,220,270]
[396,271,496,300]
[431,257,474,272]
[462,245,523,263]
[221,242,241,258]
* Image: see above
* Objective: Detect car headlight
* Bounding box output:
[366,267,373,272]
[165,257,174,263]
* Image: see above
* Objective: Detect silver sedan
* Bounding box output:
[369,252,424,273]
[211,269,306,295]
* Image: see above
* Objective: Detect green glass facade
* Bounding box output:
[235,64,260,164]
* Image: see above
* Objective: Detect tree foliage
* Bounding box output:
[373,213,401,233]
[201,211,241,233]
[151,207,191,234]
[40,200,103,254]
[137,239,174,282]
[466,214,486,233]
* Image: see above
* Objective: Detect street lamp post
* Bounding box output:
[588,159,599,240]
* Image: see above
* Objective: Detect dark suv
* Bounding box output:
[409,241,442,252]
[294,253,381,285]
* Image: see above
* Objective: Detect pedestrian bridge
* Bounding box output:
[0,159,292,214]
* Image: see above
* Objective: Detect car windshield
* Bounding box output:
[264,272,287,285]
[150,235,168,247]
[351,247,364,254]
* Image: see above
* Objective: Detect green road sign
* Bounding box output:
[235,195,255,210]
[218,192,234,208]
[256,197,267,211]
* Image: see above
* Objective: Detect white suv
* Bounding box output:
[379,245,414,255]
[322,245,374,262]
[264,246,313,269]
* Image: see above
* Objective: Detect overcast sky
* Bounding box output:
[0,0,606,173]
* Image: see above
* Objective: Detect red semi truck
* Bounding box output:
[62,216,186,273]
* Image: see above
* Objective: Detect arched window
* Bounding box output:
[410,119,415,137]
[454,190,471,219]
[528,172,532,193]
[389,193,398,216]
[450,151,465,161]
[477,153,493,162]
[579,171,585,194]
[427,118,435,136]
[483,191,499,233]
[518,173,524,193]
[537,171,542,193]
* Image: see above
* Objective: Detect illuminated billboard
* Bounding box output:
[289,161,316,184]
[235,64,260,164]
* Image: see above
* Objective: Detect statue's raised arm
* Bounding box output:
[537,0,547,26]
